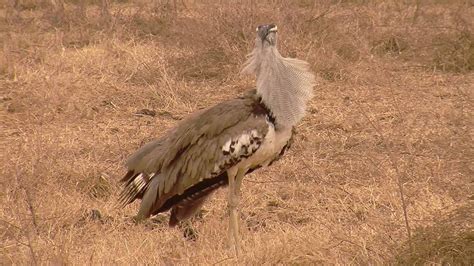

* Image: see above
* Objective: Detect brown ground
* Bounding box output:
[1,0,473,264]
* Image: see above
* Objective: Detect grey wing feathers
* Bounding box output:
[118,90,269,212]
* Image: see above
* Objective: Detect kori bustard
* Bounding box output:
[118,24,315,254]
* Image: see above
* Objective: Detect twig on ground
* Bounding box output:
[353,97,413,252]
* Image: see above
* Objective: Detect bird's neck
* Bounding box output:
[242,46,315,129]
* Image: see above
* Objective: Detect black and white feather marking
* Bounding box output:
[210,129,264,176]
[118,172,155,206]
[155,172,229,215]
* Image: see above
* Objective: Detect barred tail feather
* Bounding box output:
[117,172,154,207]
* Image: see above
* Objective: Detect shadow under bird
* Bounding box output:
[118,24,315,255]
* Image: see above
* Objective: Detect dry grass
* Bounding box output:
[1,0,473,264]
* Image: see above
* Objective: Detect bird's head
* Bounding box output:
[256,24,277,47]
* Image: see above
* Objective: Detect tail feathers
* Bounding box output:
[117,172,155,207]
[136,175,161,221]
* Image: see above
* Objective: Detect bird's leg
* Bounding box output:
[227,168,240,256]
[232,170,245,255]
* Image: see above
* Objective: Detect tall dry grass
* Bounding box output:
[1,0,473,264]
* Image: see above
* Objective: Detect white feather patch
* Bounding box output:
[133,173,147,191]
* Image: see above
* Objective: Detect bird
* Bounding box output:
[118,24,315,255]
